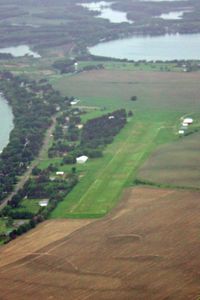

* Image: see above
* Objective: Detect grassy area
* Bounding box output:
[42,69,200,218]
[78,60,183,72]
[50,115,177,218]
[19,199,40,215]
[0,219,9,235]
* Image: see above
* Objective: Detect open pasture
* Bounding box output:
[53,69,200,114]
[1,187,200,299]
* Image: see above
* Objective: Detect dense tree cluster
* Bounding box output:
[0,53,14,60]
[47,108,128,166]
[59,109,128,164]
[0,72,65,202]
[81,109,127,149]
[48,108,82,157]
[52,59,77,74]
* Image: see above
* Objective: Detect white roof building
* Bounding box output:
[183,118,193,124]
[56,171,65,176]
[70,99,80,105]
[178,130,184,135]
[76,124,83,129]
[39,199,49,207]
[76,155,88,164]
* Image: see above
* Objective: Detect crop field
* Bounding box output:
[138,131,200,189]
[1,187,200,299]
[47,70,200,218]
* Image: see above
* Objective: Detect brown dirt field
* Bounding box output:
[1,187,200,299]
[0,219,93,268]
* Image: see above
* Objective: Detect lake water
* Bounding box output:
[0,45,40,58]
[89,33,200,61]
[79,1,133,23]
[158,11,189,20]
[0,95,13,152]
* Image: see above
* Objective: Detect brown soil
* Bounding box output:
[1,187,200,300]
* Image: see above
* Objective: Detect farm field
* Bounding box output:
[0,219,93,268]
[1,187,200,299]
[52,70,200,113]
[138,131,200,189]
[49,70,200,218]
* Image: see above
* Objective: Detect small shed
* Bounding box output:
[74,62,78,71]
[76,124,83,129]
[108,116,115,120]
[178,130,184,135]
[76,155,88,164]
[39,199,49,207]
[183,118,193,124]
[70,99,80,105]
[56,171,65,176]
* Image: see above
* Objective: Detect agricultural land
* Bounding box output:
[1,0,200,298]
[1,187,200,299]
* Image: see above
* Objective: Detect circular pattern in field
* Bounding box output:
[1,187,200,299]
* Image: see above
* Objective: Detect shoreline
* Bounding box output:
[0,94,14,153]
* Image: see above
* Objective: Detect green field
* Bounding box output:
[0,219,9,235]
[19,199,41,214]
[78,61,183,72]
[44,69,200,218]
[50,118,172,218]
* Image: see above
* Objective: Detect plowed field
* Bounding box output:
[1,187,200,299]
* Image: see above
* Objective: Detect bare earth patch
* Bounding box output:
[1,187,200,299]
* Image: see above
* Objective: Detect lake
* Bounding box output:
[89,33,200,61]
[158,10,190,20]
[0,95,13,152]
[79,1,133,23]
[0,45,40,58]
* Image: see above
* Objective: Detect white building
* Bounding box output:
[74,62,78,71]
[178,130,184,135]
[70,99,80,105]
[76,155,88,164]
[183,118,193,124]
[39,199,49,207]
[56,171,65,176]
